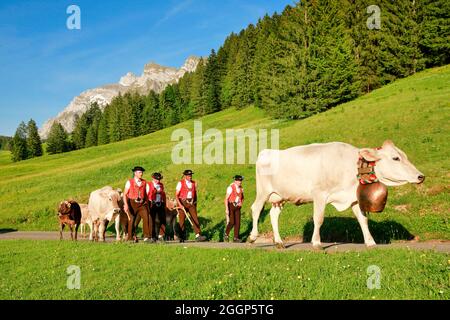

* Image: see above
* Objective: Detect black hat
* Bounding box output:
[183,169,194,176]
[152,172,163,180]
[233,175,244,181]
[132,166,146,172]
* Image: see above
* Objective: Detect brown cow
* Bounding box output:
[57,200,82,240]
[165,197,179,240]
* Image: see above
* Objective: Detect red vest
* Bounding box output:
[178,179,196,200]
[228,183,244,206]
[148,181,165,202]
[127,178,147,200]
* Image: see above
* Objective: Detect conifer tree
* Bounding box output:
[11,122,28,162]
[26,119,43,158]
[46,122,69,154]
[203,49,220,114]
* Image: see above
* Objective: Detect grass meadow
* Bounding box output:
[0,66,449,300]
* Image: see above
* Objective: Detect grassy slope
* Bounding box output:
[0,66,449,242]
[0,150,11,166]
[0,240,448,300]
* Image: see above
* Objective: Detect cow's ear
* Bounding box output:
[382,140,394,148]
[359,148,381,161]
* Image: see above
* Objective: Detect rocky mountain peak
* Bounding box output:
[39,56,200,139]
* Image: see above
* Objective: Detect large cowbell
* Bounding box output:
[357,182,388,213]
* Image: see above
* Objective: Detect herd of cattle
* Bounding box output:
[57,186,179,242]
[57,140,425,248]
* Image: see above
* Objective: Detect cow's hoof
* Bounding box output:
[312,244,324,251]
[275,242,285,249]
[365,241,377,248]
[248,236,257,244]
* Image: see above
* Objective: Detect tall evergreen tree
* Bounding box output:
[220,34,240,109]
[97,114,110,145]
[231,25,257,109]
[84,125,97,148]
[203,49,220,114]
[177,71,194,121]
[142,91,162,133]
[11,122,28,162]
[418,0,450,67]
[72,103,102,149]
[108,94,123,142]
[46,122,70,154]
[302,0,358,114]
[190,58,207,117]
[26,119,43,158]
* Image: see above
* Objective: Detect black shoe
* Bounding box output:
[233,238,243,243]
[179,238,185,243]
[224,234,229,242]
[195,235,207,242]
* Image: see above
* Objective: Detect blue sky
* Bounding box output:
[0,0,294,136]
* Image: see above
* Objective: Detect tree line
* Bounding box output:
[0,136,11,151]
[9,0,449,158]
[10,120,43,161]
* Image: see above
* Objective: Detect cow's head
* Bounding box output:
[359,140,425,187]
[106,190,121,214]
[57,200,71,216]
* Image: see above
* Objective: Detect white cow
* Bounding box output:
[88,186,123,241]
[249,140,425,249]
[79,203,91,238]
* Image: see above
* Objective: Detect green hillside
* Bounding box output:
[0,65,449,242]
[0,151,11,166]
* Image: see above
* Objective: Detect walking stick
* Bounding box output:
[174,205,194,227]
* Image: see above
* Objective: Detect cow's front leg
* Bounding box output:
[269,205,284,249]
[114,215,121,241]
[74,223,79,241]
[59,223,65,240]
[351,203,376,247]
[312,196,326,249]
[99,220,108,242]
[88,221,94,241]
[249,195,270,243]
[69,224,74,241]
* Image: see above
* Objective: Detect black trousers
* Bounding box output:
[149,202,166,239]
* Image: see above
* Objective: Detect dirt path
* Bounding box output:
[0,231,449,253]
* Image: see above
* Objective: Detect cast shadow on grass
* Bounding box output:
[241,207,271,241]
[302,217,415,244]
[203,218,226,241]
[0,228,17,234]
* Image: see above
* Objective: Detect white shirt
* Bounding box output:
[153,181,162,202]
